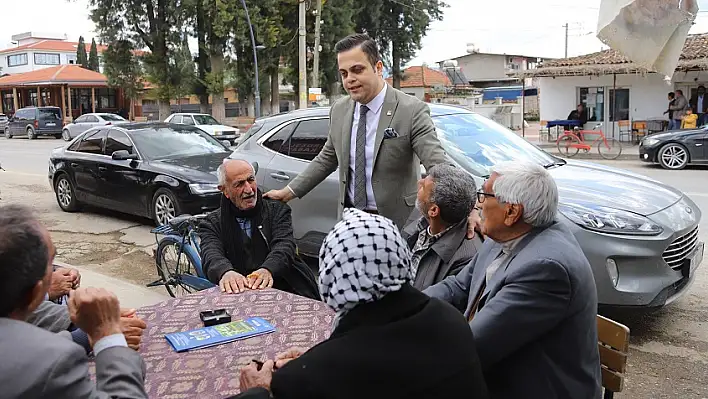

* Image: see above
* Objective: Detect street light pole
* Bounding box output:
[298,0,307,109]
[240,0,261,118]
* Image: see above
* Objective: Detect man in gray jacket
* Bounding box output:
[0,204,147,399]
[424,162,601,399]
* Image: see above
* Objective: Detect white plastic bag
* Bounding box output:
[597,0,699,79]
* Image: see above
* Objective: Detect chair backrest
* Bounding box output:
[540,120,548,128]
[617,120,630,128]
[597,315,630,395]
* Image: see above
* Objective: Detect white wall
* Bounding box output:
[401,87,426,100]
[2,50,89,74]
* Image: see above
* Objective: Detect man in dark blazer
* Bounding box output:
[0,204,147,399]
[401,164,482,290]
[424,162,602,399]
[689,85,708,126]
[263,33,449,230]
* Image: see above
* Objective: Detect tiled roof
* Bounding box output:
[0,39,108,55]
[385,65,451,88]
[0,65,108,87]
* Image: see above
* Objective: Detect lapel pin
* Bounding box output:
[386,110,392,116]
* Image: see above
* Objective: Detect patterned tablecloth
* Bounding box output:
[97,288,334,398]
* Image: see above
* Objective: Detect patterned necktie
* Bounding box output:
[353,104,369,209]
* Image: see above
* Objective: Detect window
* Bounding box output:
[170,115,183,124]
[38,108,61,121]
[29,91,38,107]
[66,54,77,64]
[74,115,88,123]
[193,114,220,125]
[609,88,630,122]
[262,122,296,154]
[182,116,195,125]
[7,53,28,67]
[579,87,605,122]
[100,114,126,121]
[76,130,107,154]
[104,131,134,156]
[288,119,329,161]
[86,115,99,123]
[97,88,116,108]
[34,53,60,65]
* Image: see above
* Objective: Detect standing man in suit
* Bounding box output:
[263,33,449,230]
[689,85,708,126]
[0,204,147,399]
[423,162,601,399]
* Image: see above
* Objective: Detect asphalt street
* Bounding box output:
[1,137,708,398]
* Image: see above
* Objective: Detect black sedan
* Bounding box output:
[639,127,708,169]
[49,122,231,225]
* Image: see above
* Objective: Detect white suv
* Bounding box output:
[165,113,240,144]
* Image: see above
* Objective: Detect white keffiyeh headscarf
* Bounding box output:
[318,208,414,328]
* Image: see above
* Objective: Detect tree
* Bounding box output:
[317,0,357,98]
[201,0,237,123]
[88,38,100,71]
[170,32,196,111]
[76,36,88,68]
[102,39,143,120]
[89,0,187,119]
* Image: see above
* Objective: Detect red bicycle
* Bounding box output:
[556,124,622,160]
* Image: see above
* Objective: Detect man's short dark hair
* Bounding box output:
[668,92,675,98]
[676,89,684,95]
[0,205,49,317]
[334,33,381,68]
[428,164,477,225]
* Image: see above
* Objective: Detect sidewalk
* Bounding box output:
[55,261,169,309]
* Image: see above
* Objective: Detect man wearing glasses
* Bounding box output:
[424,161,601,399]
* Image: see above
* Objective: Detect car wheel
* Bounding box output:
[26,127,36,140]
[54,133,62,139]
[658,143,689,170]
[152,188,181,226]
[4,127,11,139]
[62,129,71,141]
[54,174,80,212]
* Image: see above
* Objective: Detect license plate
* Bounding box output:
[46,123,56,126]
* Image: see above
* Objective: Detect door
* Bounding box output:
[11,108,30,135]
[99,129,147,215]
[608,87,630,140]
[37,107,62,133]
[685,131,708,161]
[68,129,108,205]
[261,117,339,247]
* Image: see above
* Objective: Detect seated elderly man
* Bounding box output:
[199,159,319,299]
[423,161,601,399]
[0,204,147,398]
[233,209,489,399]
[402,164,482,290]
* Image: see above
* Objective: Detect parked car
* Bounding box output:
[638,127,708,169]
[49,122,232,226]
[164,113,240,144]
[5,106,63,139]
[231,104,704,310]
[62,113,129,141]
[0,114,8,132]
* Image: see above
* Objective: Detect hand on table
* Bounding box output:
[220,271,249,294]
[240,360,274,392]
[120,308,147,350]
[274,347,306,369]
[68,287,122,347]
[466,207,484,240]
[247,268,273,290]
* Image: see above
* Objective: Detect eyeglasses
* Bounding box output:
[476,191,495,203]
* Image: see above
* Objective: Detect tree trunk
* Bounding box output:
[392,39,401,90]
[329,81,341,103]
[210,53,226,123]
[270,69,280,115]
[158,100,171,121]
[247,96,255,117]
[129,98,134,121]
[196,0,209,114]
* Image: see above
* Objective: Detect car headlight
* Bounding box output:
[189,183,220,194]
[642,137,659,147]
[559,203,663,236]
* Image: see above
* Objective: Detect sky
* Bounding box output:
[3,0,708,66]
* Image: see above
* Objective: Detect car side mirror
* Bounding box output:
[220,140,231,148]
[112,150,139,161]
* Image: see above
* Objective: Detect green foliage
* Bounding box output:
[76,36,88,68]
[88,38,100,72]
[102,39,143,101]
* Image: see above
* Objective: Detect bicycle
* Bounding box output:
[146,213,216,297]
[556,123,622,160]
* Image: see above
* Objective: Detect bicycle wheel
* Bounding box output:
[156,238,198,298]
[557,134,580,158]
[598,138,622,160]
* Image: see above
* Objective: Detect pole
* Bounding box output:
[241,0,261,118]
[564,23,569,58]
[312,0,323,89]
[612,73,617,140]
[521,79,526,138]
[298,0,307,109]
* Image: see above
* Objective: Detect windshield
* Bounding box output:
[433,112,557,177]
[100,114,126,121]
[193,114,220,125]
[39,108,62,120]
[129,126,229,160]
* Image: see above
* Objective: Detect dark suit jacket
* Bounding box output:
[424,222,602,399]
[233,285,488,399]
[0,318,147,398]
[401,216,482,290]
[689,94,708,114]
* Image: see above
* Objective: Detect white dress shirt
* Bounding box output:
[347,84,387,210]
[698,95,704,113]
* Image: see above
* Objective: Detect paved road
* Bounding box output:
[2,138,708,398]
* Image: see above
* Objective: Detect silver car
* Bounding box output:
[231,104,704,310]
[62,113,128,141]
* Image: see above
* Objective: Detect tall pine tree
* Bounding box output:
[88,38,100,71]
[76,36,88,68]
[102,39,143,120]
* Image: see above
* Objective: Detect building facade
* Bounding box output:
[438,52,553,88]
[1,32,106,75]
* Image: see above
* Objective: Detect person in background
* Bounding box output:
[689,85,708,126]
[199,159,319,299]
[0,204,147,398]
[671,89,689,129]
[664,92,676,130]
[682,107,698,129]
[401,164,482,290]
[565,103,587,131]
[234,209,489,399]
[423,162,601,399]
